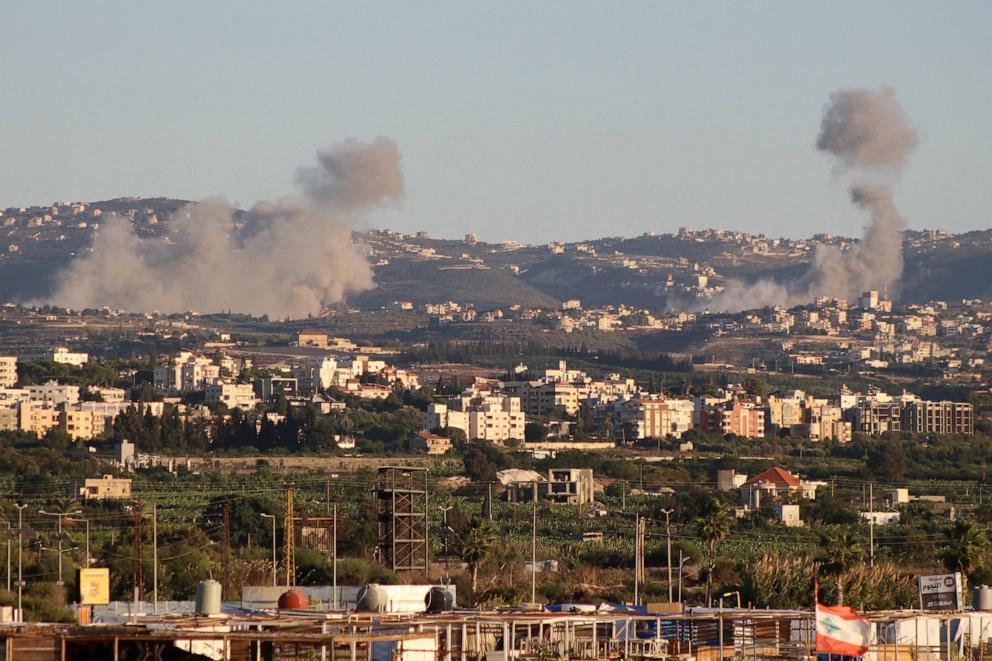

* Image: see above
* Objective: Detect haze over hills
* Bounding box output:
[1,196,990,315]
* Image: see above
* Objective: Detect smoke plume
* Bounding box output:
[47,137,403,318]
[703,86,918,312]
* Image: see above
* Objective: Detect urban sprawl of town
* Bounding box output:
[0,198,991,658]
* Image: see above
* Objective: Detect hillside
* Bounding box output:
[1,197,990,312]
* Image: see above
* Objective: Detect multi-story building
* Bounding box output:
[849,400,903,435]
[425,390,525,443]
[154,352,221,393]
[765,393,806,432]
[254,376,299,399]
[293,357,338,394]
[0,356,16,388]
[506,468,595,505]
[205,382,258,410]
[0,406,17,431]
[47,346,89,367]
[902,401,974,435]
[699,400,765,438]
[60,402,165,441]
[803,404,852,442]
[611,397,694,440]
[26,381,80,407]
[59,407,112,441]
[93,387,127,403]
[17,400,59,436]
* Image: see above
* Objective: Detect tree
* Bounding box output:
[525,422,548,442]
[817,527,865,605]
[940,521,988,578]
[867,443,907,481]
[453,516,497,601]
[696,499,732,606]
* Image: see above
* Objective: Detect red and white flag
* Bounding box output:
[816,600,872,657]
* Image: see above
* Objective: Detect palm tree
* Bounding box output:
[817,527,866,605]
[940,520,988,577]
[453,516,497,602]
[697,499,732,606]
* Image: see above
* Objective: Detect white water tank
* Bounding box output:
[196,579,222,615]
[356,584,387,612]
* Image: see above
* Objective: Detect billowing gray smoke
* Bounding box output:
[704,86,918,312]
[47,137,402,318]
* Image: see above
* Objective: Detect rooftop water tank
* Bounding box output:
[278,589,309,610]
[195,579,222,615]
[356,584,387,612]
[425,587,454,613]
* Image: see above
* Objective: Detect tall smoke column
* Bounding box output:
[702,86,918,312]
[46,137,403,317]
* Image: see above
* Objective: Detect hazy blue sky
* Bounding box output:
[2,2,989,243]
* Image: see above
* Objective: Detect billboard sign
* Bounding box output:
[78,567,111,605]
[918,572,962,611]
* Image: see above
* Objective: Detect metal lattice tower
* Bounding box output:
[376,466,428,573]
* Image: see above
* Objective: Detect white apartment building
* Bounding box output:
[612,397,695,440]
[154,352,221,393]
[425,390,525,443]
[47,346,89,367]
[293,357,338,394]
[804,404,852,442]
[205,382,258,410]
[93,386,127,403]
[0,356,16,388]
[26,381,80,406]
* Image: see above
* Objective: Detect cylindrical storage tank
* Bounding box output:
[356,584,387,612]
[278,589,309,610]
[425,587,454,613]
[195,579,222,615]
[973,585,992,610]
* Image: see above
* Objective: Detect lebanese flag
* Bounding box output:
[816,600,872,657]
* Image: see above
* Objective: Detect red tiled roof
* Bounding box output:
[743,466,799,488]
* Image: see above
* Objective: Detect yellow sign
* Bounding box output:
[78,567,110,605]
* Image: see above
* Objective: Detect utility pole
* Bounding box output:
[14,504,27,622]
[439,505,453,585]
[67,516,91,568]
[5,521,10,592]
[222,504,231,600]
[531,498,537,604]
[332,502,338,609]
[133,501,144,605]
[260,513,277,586]
[634,514,640,606]
[661,508,674,602]
[284,484,295,586]
[152,504,158,615]
[869,482,875,568]
[39,509,81,586]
